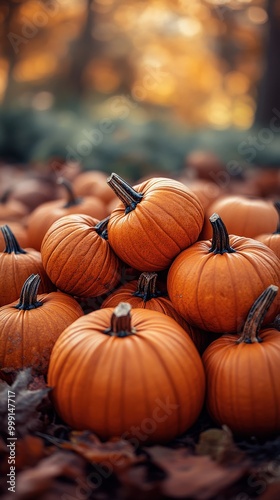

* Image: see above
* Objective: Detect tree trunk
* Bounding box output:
[254,0,280,125]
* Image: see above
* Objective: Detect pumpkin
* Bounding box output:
[167,213,280,333]
[0,274,84,378]
[26,177,107,250]
[41,214,122,297]
[48,302,205,444]
[0,220,28,251]
[107,173,204,271]
[0,189,29,221]
[201,195,278,240]
[255,201,280,259]
[0,225,55,307]
[73,170,117,206]
[203,284,280,437]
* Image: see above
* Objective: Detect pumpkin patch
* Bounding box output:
[1,167,280,489]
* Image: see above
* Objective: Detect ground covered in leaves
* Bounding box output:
[1,369,280,500]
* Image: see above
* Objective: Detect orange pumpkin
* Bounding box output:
[73,170,117,206]
[167,213,280,333]
[107,173,204,271]
[41,214,122,297]
[26,178,107,250]
[203,285,280,437]
[255,201,280,259]
[0,274,83,378]
[201,195,278,240]
[0,220,28,251]
[48,302,206,444]
[0,225,55,307]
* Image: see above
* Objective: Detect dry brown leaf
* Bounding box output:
[147,446,249,499]
[61,430,143,471]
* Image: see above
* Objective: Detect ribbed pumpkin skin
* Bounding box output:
[0,249,54,307]
[0,292,84,376]
[108,177,204,271]
[41,214,122,297]
[100,279,189,330]
[203,329,280,437]
[48,308,206,444]
[255,233,280,260]
[201,196,278,240]
[27,194,107,251]
[167,237,280,333]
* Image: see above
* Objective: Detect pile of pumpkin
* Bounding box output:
[1,165,280,445]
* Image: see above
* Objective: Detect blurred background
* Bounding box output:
[0,0,279,180]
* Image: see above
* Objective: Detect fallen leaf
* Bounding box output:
[0,368,51,439]
[61,430,143,471]
[147,446,250,499]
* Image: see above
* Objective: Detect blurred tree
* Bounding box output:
[254,0,280,125]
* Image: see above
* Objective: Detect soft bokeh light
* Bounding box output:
[1,0,269,129]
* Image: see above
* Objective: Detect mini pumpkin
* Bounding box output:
[0,225,54,307]
[107,173,204,271]
[203,285,280,437]
[41,214,122,297]
[0,274,84,378]
[255,201,280,259]
[48,302,206,444]
[167,213,280,333]
[27,177,107,250]
[201,195,278,240]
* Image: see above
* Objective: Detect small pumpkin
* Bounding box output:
[107,173,204,271]
[0,189,29,221]
[101,272,189,328]
[0,220,28,251]
[41,214,122,297]
[0,225,55,307]
[27,177,107,250]
[0,274,84,378]
[167,213,280,333]
[203,285,280,437]
[48,302,206,444]
[73,170,117,206]
[201,195,278,240]
[255,201,280,259]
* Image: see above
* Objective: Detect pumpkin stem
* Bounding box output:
[273,201,280,233]
[134,272,163,301]
[237,285,278,344]
[0,188,12,204]
[1,225,27,254]
[94,216,110,240]
[209,213,236,254]
[57,177,82,208]
[107,173,143,214]
[15,274,43,310]
[104,302,136,337]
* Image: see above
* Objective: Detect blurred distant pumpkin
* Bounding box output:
[26,177,107,250]
[201,195,278,239]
